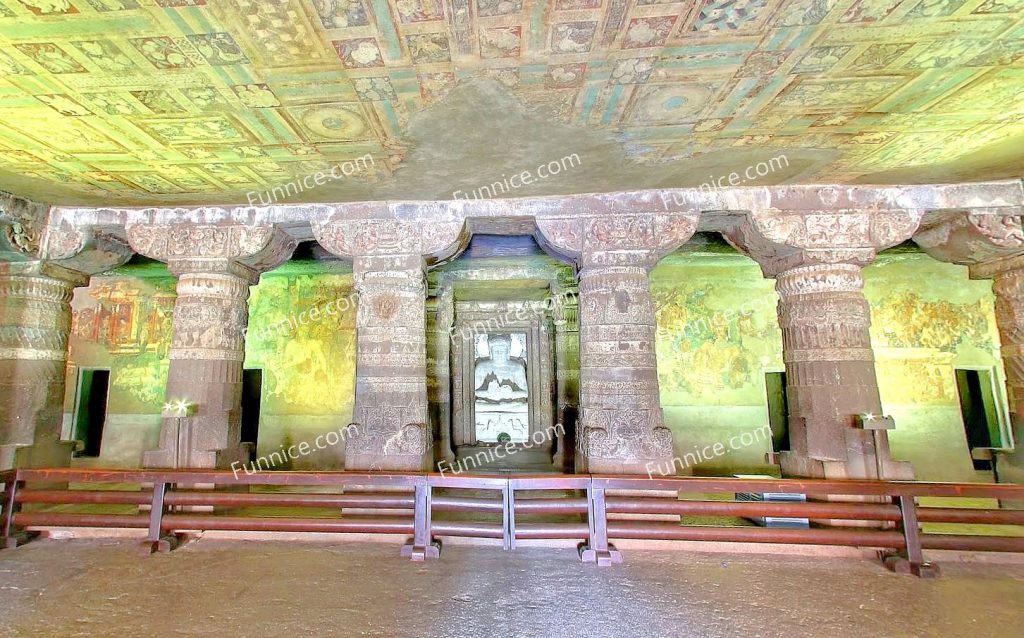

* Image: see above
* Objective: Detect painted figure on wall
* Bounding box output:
[474,333,529,442]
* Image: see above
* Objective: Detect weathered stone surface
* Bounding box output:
[0,193,132,469]
[916,209,1024,486]
[126,222,296,469]
[312,217,467,470]
[538,212,698,474]
[725,210,921,479]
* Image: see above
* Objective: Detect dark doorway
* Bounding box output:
[241,368,263,462]
[73,369,109,458]
[765,371,790,453]
[954,368,1002,471]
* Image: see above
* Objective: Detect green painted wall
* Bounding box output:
[864,254,1004,482]
[65,251,1006,480]
[65,260,357,468]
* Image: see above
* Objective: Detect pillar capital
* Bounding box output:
[913,209,1024,279]
[725,208,923,276]
[311,217,468,265]
[536,212,698,270]
[125,222,296,283]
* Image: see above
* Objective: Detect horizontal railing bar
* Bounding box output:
[431,495,504,512]
[431,521,505,538]
[604,497,901,521]
[514,523,589,539]
[15,512,149,528]
[162,515,413,534]
[917,507,1024,525]
[17,489,150,505]
[592,476,1024,499]
[164,492,414,509]
[606,521,906,548]
[921,534,1024,553]
[513,498,588,514]
[508,477,590,490]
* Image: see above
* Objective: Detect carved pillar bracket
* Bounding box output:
[724,208,923,479]
[0,192,133,469]
[126,222,296,468]
[915,208,1024,485]
[312,217,468,470]
[536,212,698,474]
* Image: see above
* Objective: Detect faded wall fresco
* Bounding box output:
[64,251,1004,479]
[65,263,176,465]
[651,253,782,474]
[243,262,357,467]
[65,260,358,468]
[864,253,1004,483]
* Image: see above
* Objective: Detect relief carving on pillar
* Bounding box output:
[726,208,923,276]
[312,218,467,263]
[126,222,296,276]
[536,212,698,266]
[915,208,1024,271]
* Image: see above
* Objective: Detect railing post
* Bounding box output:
[885,494,939,578]
[1,472,23,549]
[139,481,176,555]
[402,480,439,561]
[579,483,621,566]
[504,481,516,551]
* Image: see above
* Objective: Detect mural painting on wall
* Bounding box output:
[244,273,357,416]
[652,281,781,402]
[866,259,1000,407]
[474,332,529,443]
[69,277,176,412]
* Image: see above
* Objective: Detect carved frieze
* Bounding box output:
[726,209,923,276]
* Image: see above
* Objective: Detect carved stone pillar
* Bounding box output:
[917,211,1024,485]
[312,217,466,471]
[552,283,579,465]
[537,213,698,474]
[991,268,1024,485]
[0,193,131,469]
[126,221,295,468]
[430,285,456,465]
[0,265,83,468]
[774,261,904,479]
[726,204,922,479]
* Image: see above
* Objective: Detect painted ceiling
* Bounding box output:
[0,0,1022,206]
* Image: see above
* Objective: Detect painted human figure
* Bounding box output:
[474,334,528,401]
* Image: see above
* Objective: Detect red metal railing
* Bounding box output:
[1,468,1021,576]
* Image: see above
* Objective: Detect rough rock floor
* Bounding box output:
[1,538,1022,638]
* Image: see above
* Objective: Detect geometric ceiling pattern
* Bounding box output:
[0,0,1022,205]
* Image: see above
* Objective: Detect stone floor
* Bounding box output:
[1,539,1022,638]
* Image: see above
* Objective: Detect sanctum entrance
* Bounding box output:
[427,235,578,472]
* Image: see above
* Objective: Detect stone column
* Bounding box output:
[537,213,698,474]
[347,254,432,470]
[986,265,1024,485]
[1,193,132,469]
[126,222,295,469]
[916,211,1024,485]
[576,259,669,473]
[312,217,466,471]
[0,265,84,469]
[430,285,456,465]
[551,284,579,470]
[774,261,903,479]
[726,204,922,479]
